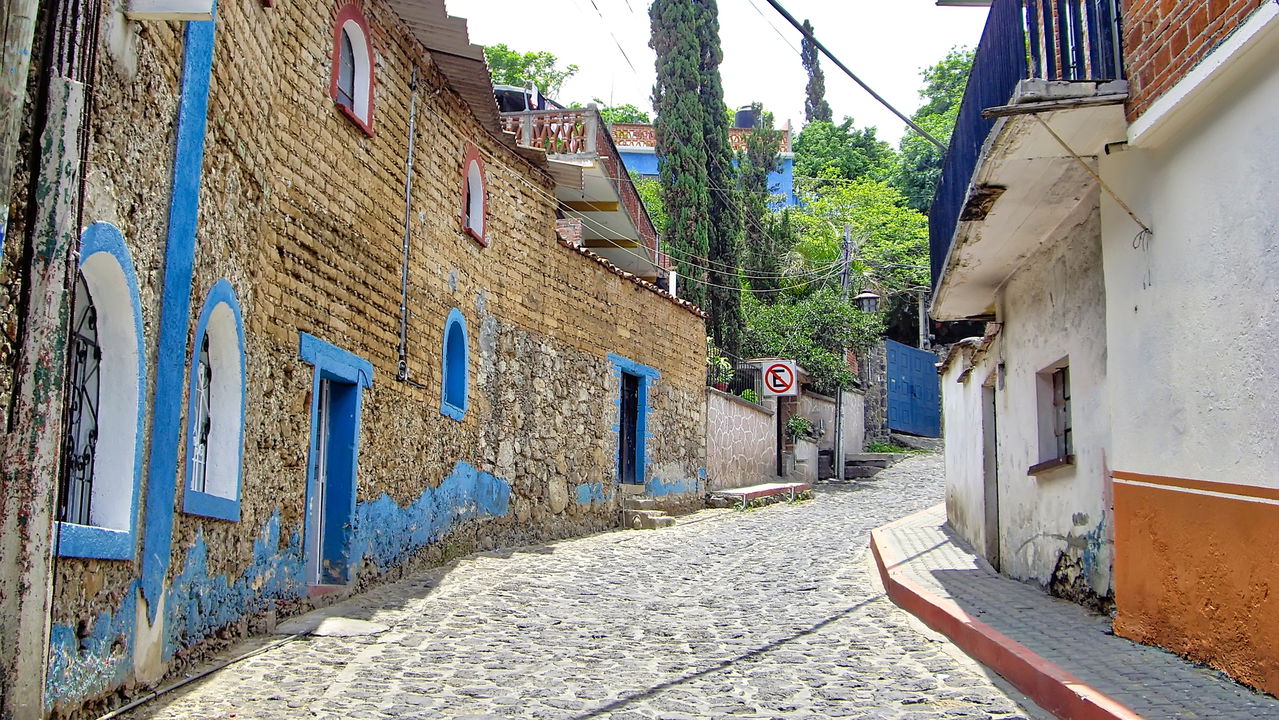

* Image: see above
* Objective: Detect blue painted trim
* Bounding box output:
[181,279,246,522]
[608,354,657,486]
[299,333,371,585]
[56,523,132,561]
[57,222,146,561]
[182,278,246,521]
[140,12,218,616]
[299,332,373,387]
[440,308,468,421]
[607,353,660,380]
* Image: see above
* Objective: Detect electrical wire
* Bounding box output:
[757,0,950,152]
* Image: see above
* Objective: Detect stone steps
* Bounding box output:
[622,508,675,530]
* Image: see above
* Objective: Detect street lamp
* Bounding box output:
[853,290,881,313]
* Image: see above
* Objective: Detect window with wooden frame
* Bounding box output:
[330,4,374,135]
[461,145,487,246]
[1030,360,1073,475]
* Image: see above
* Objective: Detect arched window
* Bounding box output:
[183,280,247,521]
[331,4,374,135]
[461,145,487,246]
[440,308,469,420]
[56,223,146,561]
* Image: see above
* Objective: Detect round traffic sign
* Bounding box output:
[763,362,796,395]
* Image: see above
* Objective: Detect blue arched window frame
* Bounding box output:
[56,222,146,560]
[440,308,469,421]
[181,279,247,521]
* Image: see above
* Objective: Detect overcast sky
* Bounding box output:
[447,0,990,145]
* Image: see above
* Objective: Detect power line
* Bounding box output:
[758,0,949,152]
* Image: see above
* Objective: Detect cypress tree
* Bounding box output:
[650,0,710,309]
[695,0,743,357]
[801,20,832,124]
[738,104,787,299]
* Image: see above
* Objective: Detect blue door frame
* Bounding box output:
[886,340,941,438]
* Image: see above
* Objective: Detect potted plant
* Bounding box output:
[707,339,733,391]
[785,414,814,443]
[739,388,760,404]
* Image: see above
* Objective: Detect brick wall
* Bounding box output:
[1123,0,1270,119]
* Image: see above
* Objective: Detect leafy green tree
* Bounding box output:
[695,0,743,357]
[483,43,579,98]
[894,47,973,211]
[583,100,651,125]
[801,20,832,124]
[650,0,711,309]
[742,289,883,395]
[793,119,895,183]
[632,174,667,235]
[737,104,790,299]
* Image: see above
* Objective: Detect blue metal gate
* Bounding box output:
[886,340,941,438]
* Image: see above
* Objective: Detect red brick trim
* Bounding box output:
[461,144,488,247]
[330,3,375,137]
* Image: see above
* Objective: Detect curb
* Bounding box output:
[870,505,1144,720]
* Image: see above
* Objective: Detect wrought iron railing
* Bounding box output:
[929,0,1123,291]
[708,351,763,402]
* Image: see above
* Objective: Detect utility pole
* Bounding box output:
[918,290,930,350]
[833,225,852,482]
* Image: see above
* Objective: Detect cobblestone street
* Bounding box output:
[128,455,1034,720]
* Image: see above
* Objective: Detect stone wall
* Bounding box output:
[862,343,889,445]
[33,0,706,715]
[705,388,776,491]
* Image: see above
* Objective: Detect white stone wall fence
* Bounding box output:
[705,388,777,491]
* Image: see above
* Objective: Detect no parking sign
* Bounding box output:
[761,361,799,397]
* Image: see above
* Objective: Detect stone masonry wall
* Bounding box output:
[40,0,706,715]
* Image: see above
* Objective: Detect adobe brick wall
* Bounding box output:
[1123,0,1270,119]
[38,0,706,714]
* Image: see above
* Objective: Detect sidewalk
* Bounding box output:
[871,505,1279,720]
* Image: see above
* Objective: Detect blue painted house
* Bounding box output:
[611,120,798,207]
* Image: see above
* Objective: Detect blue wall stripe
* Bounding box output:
[140,13,218,619]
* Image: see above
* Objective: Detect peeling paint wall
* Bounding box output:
[942,205,1112,607]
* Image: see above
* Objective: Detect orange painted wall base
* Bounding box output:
[1113,471,1279,696]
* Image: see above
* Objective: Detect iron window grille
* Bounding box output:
[336,30,356,110]
[191,334,213,493]
[59,275,101,526]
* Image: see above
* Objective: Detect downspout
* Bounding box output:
[396,66,425,388]
[0,0,42,263]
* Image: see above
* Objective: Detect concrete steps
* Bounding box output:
[837,453,913,482]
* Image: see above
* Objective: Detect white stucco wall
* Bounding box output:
[942,344,992,556]
[944,208,1112,598]
[993,210,1112,597]
[1102,51,1279,487]
[797,392,837,453]
[842,389,865,456]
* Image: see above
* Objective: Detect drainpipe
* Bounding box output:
[396,66,425,388]
[0,0,41,264]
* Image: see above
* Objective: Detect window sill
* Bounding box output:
[440,401,466,421]
[1028,455,1075,477]
[463,225,489,248]
[182,488,241,521]
[334,100,374,138]
[56,522,133,560]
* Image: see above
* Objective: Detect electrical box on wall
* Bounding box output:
[126,0,214,21]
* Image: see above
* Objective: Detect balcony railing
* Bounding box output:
[929,0,1123,291]
[611,123,793,153]
[500,109,597,155]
